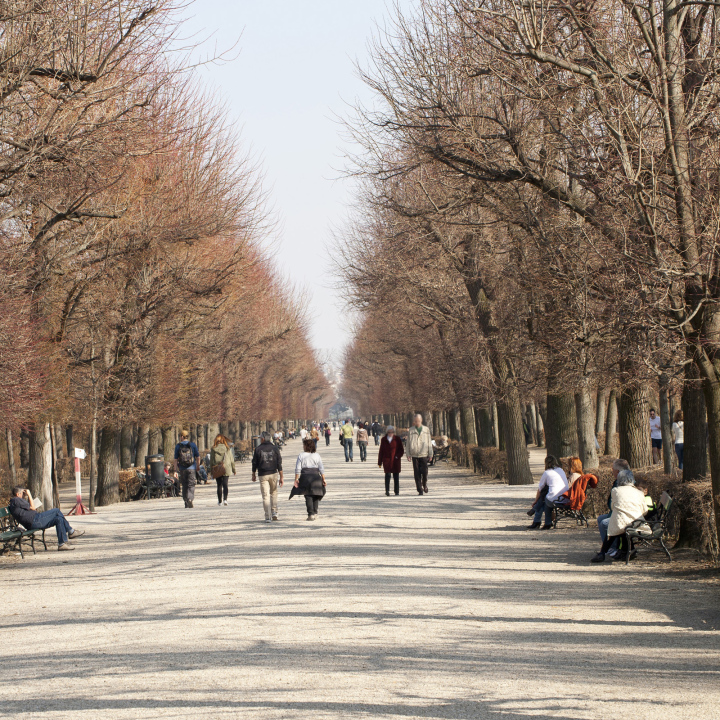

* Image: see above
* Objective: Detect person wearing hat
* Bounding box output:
[174,429,200,508]
[378,425,404,495]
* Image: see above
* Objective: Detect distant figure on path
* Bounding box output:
[174,429,200,508]
[342,419,354,462]
[649,408,662,464]
[252,432,284,523]
[406,414,433,495]
[324,423,331,446]
[357,421,369,462]
[672,410,684,470]
[211,434,236,506]
[8,486,84,551]
[527,455,569,530]
[290,438,326,521]
[378,425,404,495]
[311,426,320,443]
[300,426,308,440]
[371,420,381,445]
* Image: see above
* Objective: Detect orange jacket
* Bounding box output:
[561,473,598,510]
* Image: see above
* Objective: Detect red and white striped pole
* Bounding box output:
[67,448,89,515]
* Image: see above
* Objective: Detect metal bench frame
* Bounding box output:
[625,491,673,565]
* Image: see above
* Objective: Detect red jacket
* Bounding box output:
[378,435,403,473]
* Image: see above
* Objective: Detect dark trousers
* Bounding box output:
[601,532,629,555]
[358,441,367,461]
[180,467,197,504]
[216,475,229,502]
[385,472,399,495]
[675,443,684,469]
[305,495,322,515]
[374,433,380,445]
[411,457,429,493]
[325,435,331,446]
[344,439,354,461]
[30,508,72,545]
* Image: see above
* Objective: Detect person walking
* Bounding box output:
[371,420,381,445]
[251,431,284,523]
[290,437,326,520]
[378,425,403,495]
[406,413,433,495]
[210,434,236,506]
[649,408,662,464]
[672,410,684,470]
[174,429,200,508]
[324,423,331,446]
[357,422,369,462]
[341,419,354,462]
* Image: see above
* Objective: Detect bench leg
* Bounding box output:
[41,529,47,551]
[660,537,672,561]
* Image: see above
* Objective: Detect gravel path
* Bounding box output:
[1,433,719,719]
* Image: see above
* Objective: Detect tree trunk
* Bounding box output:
[535,404,545,448]
[499,388,533,485]
[120,425,133,469]
[148,426,161,456]
[448,409,459,441]
[460,406,477,445]
[53,424,65,460]
[526,402,538,445]
[618,385,652,468]
[162,426,175,462]
[6,428,17,486]
[604,389,618,455]
[135,424,150,467]
[19,428,29,468]
[701,371,720,553]
[682,368,707,481]
[575,384,599,470]
[475,407,493,447]
[89,415,97,512]
[595,387,609,436]
[28,423,53,509]
[425,411,434,436]
[545,393,579,458]
[65,425,74,456]
[491,403,500,448]
[659,376,674,475]
[95,425,120,506]
[49,420,61,509]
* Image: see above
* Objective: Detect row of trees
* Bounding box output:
[0,2,332,506]
[337,0,720,544]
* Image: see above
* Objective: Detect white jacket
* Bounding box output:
[406,425,433,458]
[608,486,648,537]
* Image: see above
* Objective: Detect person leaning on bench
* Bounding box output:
[8,487,84,552]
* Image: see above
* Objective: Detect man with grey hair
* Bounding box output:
[252,432,284,523]
[406,413,433,495]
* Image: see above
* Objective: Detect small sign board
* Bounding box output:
[74,447,86,459]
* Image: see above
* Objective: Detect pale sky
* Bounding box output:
[182,1,402,364]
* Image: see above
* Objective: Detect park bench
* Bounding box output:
[430,446,450,465]
[0,506,47,558]
[138,470,176,500]
[625,491,673,565]
[551,473,599,530]
[234,448,251,463]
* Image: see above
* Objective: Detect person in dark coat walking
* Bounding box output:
[378,425,404,496]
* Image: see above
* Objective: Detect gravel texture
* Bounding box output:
[1,435,719,719]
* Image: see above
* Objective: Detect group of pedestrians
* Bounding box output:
[649,407,685,469]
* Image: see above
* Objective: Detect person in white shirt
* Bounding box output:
[527,455,569,529]
[291,438,326,521]
[649,408,662,464]
[299,426,308,440]
[672,409,684,470]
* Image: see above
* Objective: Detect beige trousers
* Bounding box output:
[259,473,279,519]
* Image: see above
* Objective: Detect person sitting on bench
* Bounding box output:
[8,486,84,551]
[527,455,569,529]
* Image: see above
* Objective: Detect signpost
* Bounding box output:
[67,447,92,515]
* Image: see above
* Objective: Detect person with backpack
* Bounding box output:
[174,429,200,508]
[210,434,236,506]
[324,423,332,446]
[251,431,284,523]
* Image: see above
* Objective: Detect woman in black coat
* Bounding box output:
[378,425,404,496]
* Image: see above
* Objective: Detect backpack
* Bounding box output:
[178,442,195,467]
